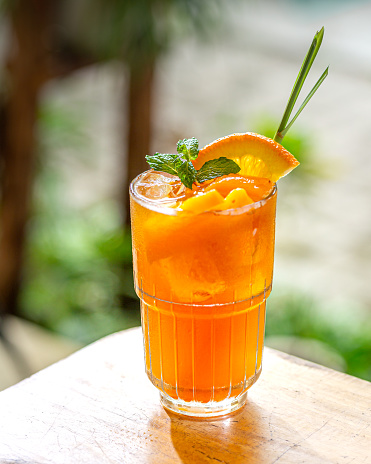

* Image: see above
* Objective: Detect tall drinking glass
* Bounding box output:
[130,171,277,418]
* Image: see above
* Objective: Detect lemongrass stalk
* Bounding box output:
[274,27,328,144]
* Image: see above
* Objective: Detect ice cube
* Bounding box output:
[135,171,175,200]
[141,182,172,200]
[169,183,186,198]
[141,171,177,185]
[135,171,185,202]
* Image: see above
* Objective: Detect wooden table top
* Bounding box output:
[0,326,370,464]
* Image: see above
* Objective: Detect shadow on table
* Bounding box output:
[167,398,269,464]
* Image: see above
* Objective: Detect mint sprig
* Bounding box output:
[146,138,241,189]
[145,153,181,176]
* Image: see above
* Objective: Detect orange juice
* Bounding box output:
[130,170,276,417]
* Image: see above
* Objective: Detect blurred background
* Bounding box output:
[0,0,371,390]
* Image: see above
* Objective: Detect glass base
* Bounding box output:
[160,391,248,418]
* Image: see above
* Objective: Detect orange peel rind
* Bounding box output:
[194,132,299,182]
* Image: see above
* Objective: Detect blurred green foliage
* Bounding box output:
[267,291,371,381]
[62,0,225,64]
[21,196,140,345]
[20,101,141,345]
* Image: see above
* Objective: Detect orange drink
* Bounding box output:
[130,166,278,417]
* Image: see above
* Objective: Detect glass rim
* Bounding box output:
[129,170,277,216]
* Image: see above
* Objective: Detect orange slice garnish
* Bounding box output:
[194,132,299,182]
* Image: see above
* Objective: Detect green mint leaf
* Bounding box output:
[177,161,198,189]
[196,157,241,183]
[146,140,240,190]
[146,153,197,189]
[177,137,199,161]
[146,153,182,176]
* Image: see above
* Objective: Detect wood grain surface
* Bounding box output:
[0,327,370,464]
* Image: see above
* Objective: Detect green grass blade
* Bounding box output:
[280,66,329,139]
[274,27,326,143]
